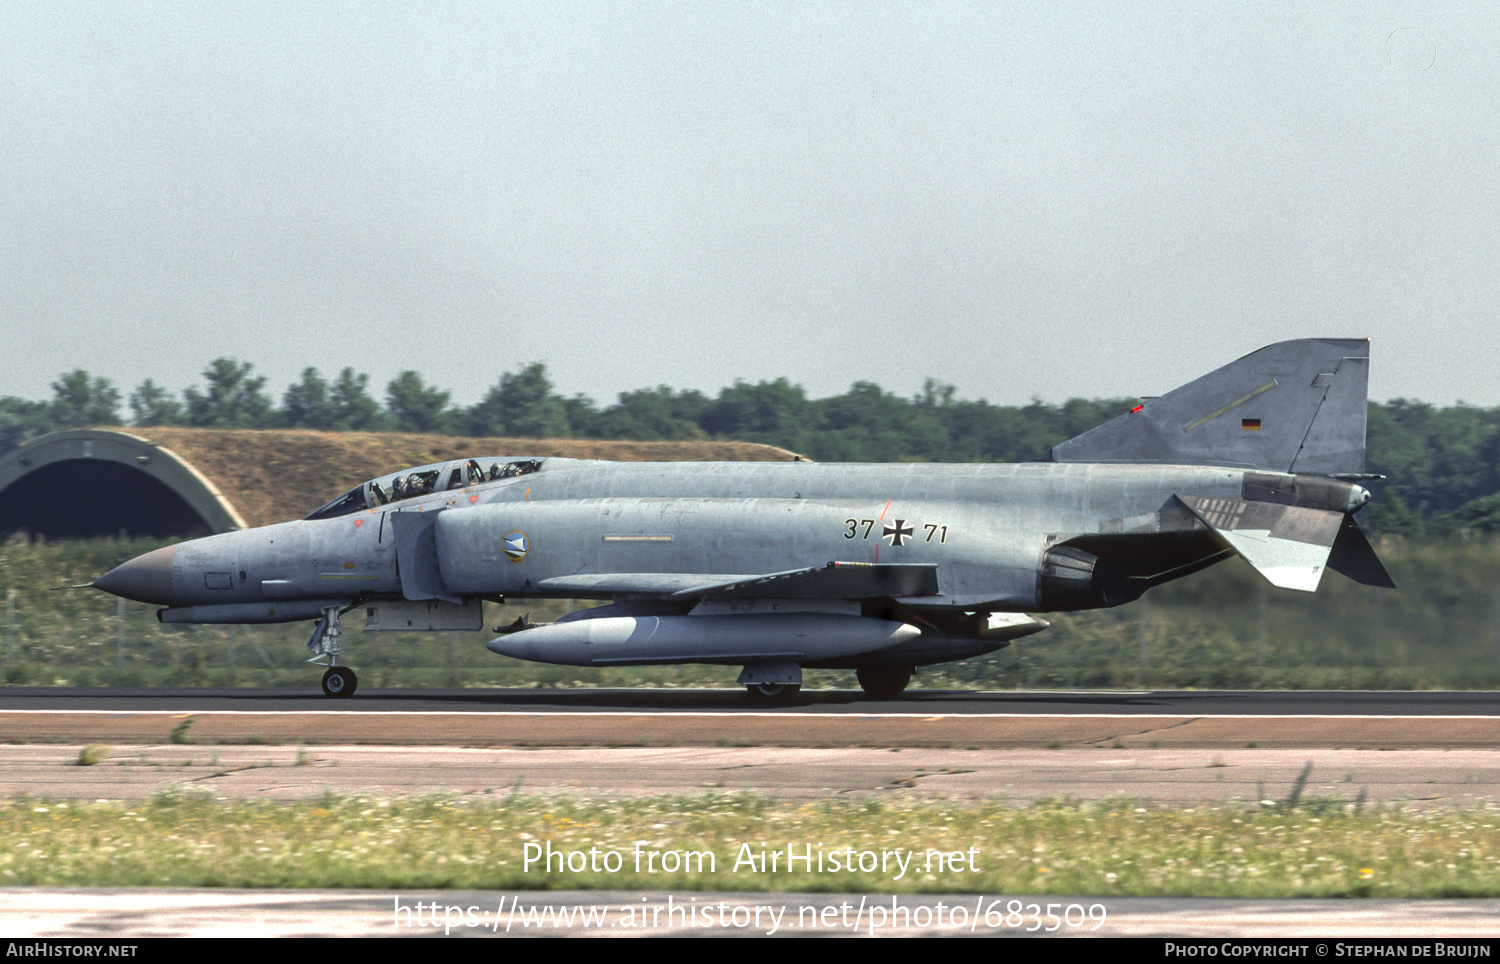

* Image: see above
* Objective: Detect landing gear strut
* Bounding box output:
[856,665,913,700]
[308,605,358,699]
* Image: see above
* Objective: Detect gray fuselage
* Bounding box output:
[154,457,1282,615]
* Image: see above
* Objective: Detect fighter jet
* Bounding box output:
[94,338,1392,700]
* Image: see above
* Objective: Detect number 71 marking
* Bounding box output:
[843,519,947,543]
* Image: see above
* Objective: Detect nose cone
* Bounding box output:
[94,545,177,606]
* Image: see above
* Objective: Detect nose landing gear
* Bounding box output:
[308,605,358,699]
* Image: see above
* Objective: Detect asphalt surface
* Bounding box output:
[3,691,1498,938]
[4,687,1500,748]
[7,744,1500,804]
[2,686,1499,715]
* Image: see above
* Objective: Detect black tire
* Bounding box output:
[745,682,801,703]
[321,666,357,699]
[856,666,912,700]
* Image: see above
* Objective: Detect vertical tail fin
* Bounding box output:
[1050,338,1369,474]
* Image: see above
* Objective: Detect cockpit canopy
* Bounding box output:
[304,458,543,521]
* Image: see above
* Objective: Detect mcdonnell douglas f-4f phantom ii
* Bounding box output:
[94,338,1393,700]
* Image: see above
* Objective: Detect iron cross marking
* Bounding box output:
[883,519,914,547]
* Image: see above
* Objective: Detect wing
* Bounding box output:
[536,562,941,600]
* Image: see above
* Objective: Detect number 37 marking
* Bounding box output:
[843,519,948,543]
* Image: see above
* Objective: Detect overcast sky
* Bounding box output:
[2,2,1496,410]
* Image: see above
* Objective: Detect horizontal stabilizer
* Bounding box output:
[1051,338,1369,473]
[1178,495,1343,592]
[1327,515,1396,588]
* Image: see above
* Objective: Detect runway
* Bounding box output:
[2,686,1498,801]
[0,687,1498,748]
[4,691,1499,938]
[5,744,1500,805]
[3,686,1498,715]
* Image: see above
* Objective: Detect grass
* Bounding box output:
[0,793,1498,897]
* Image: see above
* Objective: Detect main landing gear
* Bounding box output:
[856,665,913,700]
[739,662,802,704]
[308,605,358,699]
[746,682,801,702]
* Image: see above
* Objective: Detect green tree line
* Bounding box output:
[2,360,1495,537]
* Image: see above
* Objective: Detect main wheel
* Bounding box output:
[856,666,912,700]
[746,682,801,703]
[321,666,357,699]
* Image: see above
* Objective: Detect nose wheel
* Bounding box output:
[321,666,357,699]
